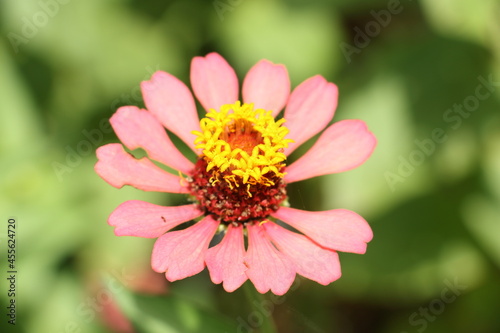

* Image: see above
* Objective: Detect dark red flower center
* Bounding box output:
[189,102,292,223]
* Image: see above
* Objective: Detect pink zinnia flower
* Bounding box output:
[95,53,376,295]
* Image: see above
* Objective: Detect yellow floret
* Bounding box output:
[192,101,293,187]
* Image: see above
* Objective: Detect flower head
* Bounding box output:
[95,53,376,295]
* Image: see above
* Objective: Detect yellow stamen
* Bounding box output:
[192,101,293,187]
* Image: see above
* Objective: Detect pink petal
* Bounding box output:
[108,200,203,238]
[263,222,341,285]
[151,216,219,281]
[285,119,376,183]
[271,207,373,254]
[141,71,200,150]
[95,144,188,193]
[110,106,194,175]
[190,53,239,112]
[284,75,338,156]
[242,60,290,116]
[205,225,247,292]
[245,223,296,295]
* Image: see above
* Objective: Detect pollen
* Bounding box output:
[192,101,293,187]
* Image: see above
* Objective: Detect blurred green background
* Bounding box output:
[1,0,500,332]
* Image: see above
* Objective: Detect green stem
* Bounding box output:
[243,282,279,333]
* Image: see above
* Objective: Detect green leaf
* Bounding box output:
[112,278,237,333]
[420,0,499,48]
